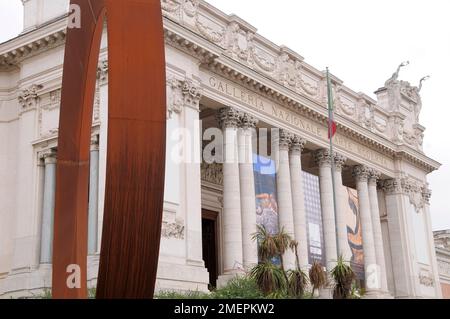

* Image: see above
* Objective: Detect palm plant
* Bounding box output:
[309,260,327,296]
[287,240,309,298]
[252,225,278,262]
[330,255,355,299]
[287,269,309,298]
[273,227,292,283]
[250,262,286,296]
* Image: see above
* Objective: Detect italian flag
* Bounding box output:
[326,68,337,139]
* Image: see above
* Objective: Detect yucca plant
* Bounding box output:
[330,255,355,299]
[287,240,309,298]
[252,225,278,262]
[287,269,309,298]
[309,260,327,296]
[250,262,286,296]
[273,227,293,283]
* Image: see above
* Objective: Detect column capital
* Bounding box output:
[239,112,259,130]
[217,107,240,129]
[313,148,333,167]
[277,129,293,151]
[290,135,306,154]
[368,168,382,186]
[334,153,347,171]
[379,178,401,194]
[39,149,57,165]
[352,165,371,182]
[181,79,203,110]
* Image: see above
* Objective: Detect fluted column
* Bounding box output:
[353,165,379,296]
[40,150,57,264]
[289,135,309,269]
[333,154,352,262]
[217,107,243,274]
[314,149,337,271]
[238,113,259,269]
[88,135,100,255]
[368,170,389,294]
[275,130,296,270]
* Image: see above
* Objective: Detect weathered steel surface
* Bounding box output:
[53,0,166,299]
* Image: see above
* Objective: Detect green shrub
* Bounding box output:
[155,290,211,299]
[212,276,264,299]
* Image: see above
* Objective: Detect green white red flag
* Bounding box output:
[326,68,337,139]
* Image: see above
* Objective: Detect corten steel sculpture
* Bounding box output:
[52,0,166,299]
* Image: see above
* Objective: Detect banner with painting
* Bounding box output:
[303,172,365,280]
[253,154,280,265]
[253,154,279,236]
[345,187,365,281]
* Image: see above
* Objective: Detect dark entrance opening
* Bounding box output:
[202,210,218,289]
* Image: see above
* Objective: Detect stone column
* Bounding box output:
[275,129,296,270]
[88,135,100,255]
[313,149,337,271]
[333,153,352,262]
[289,135,309,269]
[217,107,243,275]
[353,165,379,296]
[238,113,259,269]
[367,169,389,294]
[40,150,57,264]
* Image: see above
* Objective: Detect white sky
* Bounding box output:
[1,0,449,230]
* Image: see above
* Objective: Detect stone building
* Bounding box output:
[0,0,443,298]
[434,230,450,298]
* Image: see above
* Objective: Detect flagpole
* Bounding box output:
[326,67,340,259]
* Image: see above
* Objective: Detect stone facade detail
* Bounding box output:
[313,149,333,166]
[239,112,258,130]
[167,77,203,118]
[419,270,435,287]
[201,162,223,185]
[217,106,241,129]
[277,129,293,150]
[333,153,347,171]
[380,177,431,212]
[290,135,306,154]
[352,165,371,182]
[18,84,44,112]
[97,59,109,84]
[161,220,185,240]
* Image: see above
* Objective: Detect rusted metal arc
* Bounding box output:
[53,0,166,299]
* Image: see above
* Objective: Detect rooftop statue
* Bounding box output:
[385,61,409,87]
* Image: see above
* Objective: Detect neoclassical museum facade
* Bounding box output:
[0,0,443,298]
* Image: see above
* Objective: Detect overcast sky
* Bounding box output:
[1,0,449,230]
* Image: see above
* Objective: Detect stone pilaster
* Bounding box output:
[217,107,243,275]
[289,135,309,269]
[182,80,204,267]
[353,165,379,296]
[88,136,100,255]
[380,178,415,297]
[368,169,389,295]
[39,149,57,264]
[238,112,259,269]
[313,149,337,271]
[275,129,296,270]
